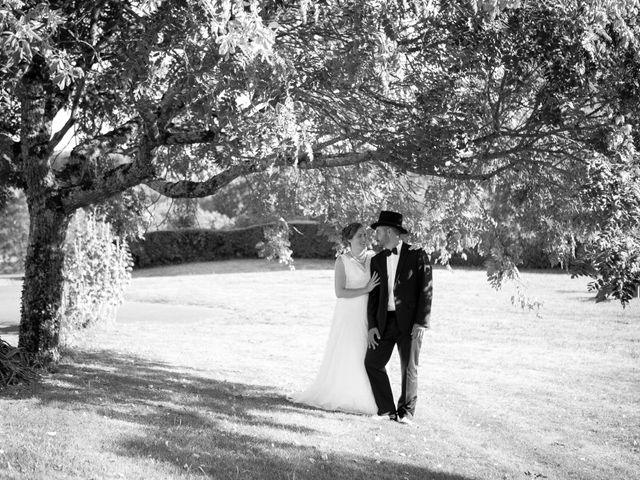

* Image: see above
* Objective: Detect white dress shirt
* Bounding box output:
[386,241,402,311]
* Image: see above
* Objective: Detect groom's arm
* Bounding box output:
[415,249,433,328]
[367,257,380,330]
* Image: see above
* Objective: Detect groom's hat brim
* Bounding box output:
[370,221,408,235]
[371,210,409,234]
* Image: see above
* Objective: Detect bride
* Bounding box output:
[290,222,380,414]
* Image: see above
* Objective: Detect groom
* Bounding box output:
[365,210,433,424]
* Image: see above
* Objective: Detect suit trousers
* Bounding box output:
[365,312,422,417]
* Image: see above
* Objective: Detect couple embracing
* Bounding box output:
[292,211,433,424]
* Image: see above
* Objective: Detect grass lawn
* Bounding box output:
[0,260,638,480]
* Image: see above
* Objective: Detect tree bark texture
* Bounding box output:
[18,207,71,364]
[17,56,73,363]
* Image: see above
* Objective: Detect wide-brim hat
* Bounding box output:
[370,210,408,234]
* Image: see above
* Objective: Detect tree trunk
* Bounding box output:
[16,55,72,365]
[18,205,71,364]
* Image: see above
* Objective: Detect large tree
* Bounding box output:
[1,0,639,364]
[232,0,640,301]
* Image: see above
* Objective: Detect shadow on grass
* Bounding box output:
[133,261,456,279]
[2,349,476,480]
[0,325,18,335]
[0,274,23,281]
[132,259,334,278]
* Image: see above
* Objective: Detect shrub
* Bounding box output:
[59,210,133,345]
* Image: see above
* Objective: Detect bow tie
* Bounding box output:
[385,247,398,256]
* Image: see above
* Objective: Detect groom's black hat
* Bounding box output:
[370,210,408,234]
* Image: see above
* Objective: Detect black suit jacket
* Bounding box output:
[367,243,433,335]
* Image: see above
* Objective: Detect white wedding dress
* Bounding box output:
[290,251,377,414]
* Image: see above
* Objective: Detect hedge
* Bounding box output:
[129,221,560,270]
[447,245,557,269]
[129,221,336,268]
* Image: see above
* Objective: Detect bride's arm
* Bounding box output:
[334,257,380,298]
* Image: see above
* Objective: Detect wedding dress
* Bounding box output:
[290,251,377,414]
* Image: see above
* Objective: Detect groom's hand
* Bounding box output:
[411,324,427,341]
[368,328,380,349]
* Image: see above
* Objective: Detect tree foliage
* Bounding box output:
[348,0,640,305]
[196,0,640,304]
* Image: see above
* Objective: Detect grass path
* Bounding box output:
[0,260,638,480]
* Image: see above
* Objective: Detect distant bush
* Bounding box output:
[129,221,336,268]
[446,243,557,269]
[59,210,133,345]
[447,248,486,267]
[289,222,337,258]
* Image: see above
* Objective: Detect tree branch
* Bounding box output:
[296,151,386,169]
[53,118,144,185]
[48,78,86,153]
[144,150,386,199]
[59,123,157,211]
[158,129,221,146]
[60,158,155,212]
[144,164,259,198]
[357,86,414,110]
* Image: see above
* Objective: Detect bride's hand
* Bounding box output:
[366,271,380,292]
[409,243,422,251]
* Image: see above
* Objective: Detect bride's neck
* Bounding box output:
[350,246,365,257]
